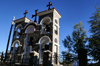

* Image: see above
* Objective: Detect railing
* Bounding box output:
[0,52,75,66]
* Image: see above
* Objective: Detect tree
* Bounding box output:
[88,7,100,63]
[62,21,87,66]
[61,50,74,66]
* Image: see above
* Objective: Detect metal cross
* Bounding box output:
[47,2,52,10]
[24,10,28,17]
[32,9,38,22]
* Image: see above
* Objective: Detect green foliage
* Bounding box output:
[62,22,87,65]
[63,21,87,53]
[88,7,100,62]
[61,51,74,65]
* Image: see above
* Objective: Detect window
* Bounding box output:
[13,43,18,54]
[55,19,58,24]
[15,24,22,38]
[55,38,57,43]
[15,43,18,47]
[55,25,58,35]
[17,28,21,33]
[16,28,21,38]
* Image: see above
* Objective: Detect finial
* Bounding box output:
[12,16,15,25]
[32,9,38,22]
[47,2,52,10]
[24,10,28,17]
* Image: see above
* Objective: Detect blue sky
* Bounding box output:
[0,0,100,54]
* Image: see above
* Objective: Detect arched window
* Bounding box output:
[25,25,35,33]
[17,28,21,33]
[55,25,58,35]
[55,38,57,43]
[40,17,51,25]
[55,19,58,24]
[16,28,21,38]
[14,43,18,47]
[40,17,51,34]
[13,42,19,54]
[38,36,51,64]
[15,24,22,38]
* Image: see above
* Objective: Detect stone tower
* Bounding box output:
[8,2,61,66]
[37,7,61,65]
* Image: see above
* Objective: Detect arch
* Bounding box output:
[15,24,23,31]
[24,22,37,29]
[38,36,51,44]
[38,36,51,64]
[40,17,51,25]
[12,40,21,47]
[25,25,35,33]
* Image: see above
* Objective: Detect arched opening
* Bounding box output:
[24,25,35,53]
[25,25,35,34]
[15,24,22,38]
[55,25,58,35]
[38,36,51,64]
[55,19,58,24]
[55,38,57,43]
[40,17,51,34]
[16,28,21,38]
[23,25,35,62]
[13,43,18,54]
[11,40,20,62]
[17,28,21,33]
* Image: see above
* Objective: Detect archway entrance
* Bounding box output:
[11,41,19,62]
[23,25,35,62]
[38,36,51,64]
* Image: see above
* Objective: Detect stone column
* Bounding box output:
[43,50,51,66]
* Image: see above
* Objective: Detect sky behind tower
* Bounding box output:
[0,0,100,55]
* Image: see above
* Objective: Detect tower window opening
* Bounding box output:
[13,43,18,54]
[43,23,50,33]
[15,43,18,47]
[15,28,21,38]
[55,19,58,24]
[17,28,21,33]
[55,38,57,43]
[55,25,58,35]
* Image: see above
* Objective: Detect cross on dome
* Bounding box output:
[47,2,52,10]
[24,10,28,17]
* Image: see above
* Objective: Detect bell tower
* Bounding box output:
[6,2,62,66]
[37,3,61,65]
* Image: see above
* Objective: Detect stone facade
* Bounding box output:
[6,7,61,66]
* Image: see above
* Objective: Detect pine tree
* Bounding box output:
[61,50,74,66]
[62,21,87,66]
[88,7,100,63]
